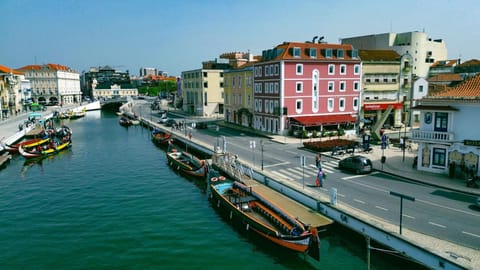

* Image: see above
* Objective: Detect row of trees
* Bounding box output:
[138,80,177,97]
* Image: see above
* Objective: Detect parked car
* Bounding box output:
[158,115,169,124]
[338,155,373,174]
[164,119,177,127]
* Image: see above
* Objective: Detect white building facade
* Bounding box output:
[411,74,480,178]
[18,64,82,105]
[341,31,448,78]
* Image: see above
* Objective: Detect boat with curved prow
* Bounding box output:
[18,140,72,159]
[166,148,206,179]
[209,177,321,260]
[151,129,171,147]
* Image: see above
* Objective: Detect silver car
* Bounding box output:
[338,155,373,174]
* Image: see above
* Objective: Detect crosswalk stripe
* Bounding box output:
[272,170,294,181]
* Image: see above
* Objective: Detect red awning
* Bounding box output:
[291,114,357,126]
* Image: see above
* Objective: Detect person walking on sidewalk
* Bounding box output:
[315,168,325,187]
[315,153,322,170]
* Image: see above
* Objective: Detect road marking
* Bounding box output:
[354,199,365,204]
[337,193,345,197]
[402,214,415,219]
[263,161,290,168]
[462,231,480,238]
[271,170,293,181]
[342,174,367,180]
[429,222,446,228]
[375,206,388,211]
[416,198,480,218]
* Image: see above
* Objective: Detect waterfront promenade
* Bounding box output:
[2,106,479,270]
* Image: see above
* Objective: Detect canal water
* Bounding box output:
[0,111,428,270]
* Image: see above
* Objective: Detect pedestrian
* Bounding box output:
[188,131,192,140]
[315,153,322,169]
[315,169,324,187]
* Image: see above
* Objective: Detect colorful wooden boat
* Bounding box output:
[151,129,171,147]
[18,140,72,159]
[166,149,206,179]
[1,137,48,153]
[209,178,320,260]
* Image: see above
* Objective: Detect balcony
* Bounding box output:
[410,129,455,142]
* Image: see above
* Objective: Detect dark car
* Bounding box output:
[164,119,177,127]
[338,155,372,174]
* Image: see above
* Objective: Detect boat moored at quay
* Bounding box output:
[209,176,322,260]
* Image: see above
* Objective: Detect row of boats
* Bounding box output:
[2,125,73,159]
[150,126,325,260]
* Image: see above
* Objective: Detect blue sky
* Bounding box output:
[1,0,478,76]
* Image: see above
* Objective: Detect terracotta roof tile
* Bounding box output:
[263,41,360,62]
[0,64,23,75]
[458,59,480,67]
[430,73,480,98]
[428,73,463,82]
[358,50,400,61]
[18,63,74,72]
[430,59,459,67]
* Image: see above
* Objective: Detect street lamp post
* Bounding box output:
[216,125,220,152]
[389,191,415,235]
[260,139,264,171]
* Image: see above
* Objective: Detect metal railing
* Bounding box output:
[410,129,454,142]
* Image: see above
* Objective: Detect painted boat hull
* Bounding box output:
[19,141,72,159]
[151,130,171,147]
[209,179,319,259]
[166,151,206,179]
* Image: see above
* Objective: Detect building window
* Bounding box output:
[337,49,344,58]
[296,82,303,92]
[325,48,332,58]
[296,64,303,75]
[434,112,448,132]
[328,81,334,92]
[339,81,346,91]
[354,64,360,75]
[353,97,359,110]
[339,98,345,111]
[293,47,301,57]
[274,83,279,94]
[419,85,424,92]
[309,48,317,58]
[328,64,335,75]
[274,64,279,75]
[203,72,207,77]
[340,64,346,75]
[296,99,302,113]
[203,82,208,88]
[265,100,268,113]
[351,49,358,58]
[432,148,446,167]
[327,98,334,112]
[354,81,360,91]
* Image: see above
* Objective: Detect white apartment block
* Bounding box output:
[18,64,81,105]
[342,31,448,78]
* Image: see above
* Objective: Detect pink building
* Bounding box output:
[253,40,362,135]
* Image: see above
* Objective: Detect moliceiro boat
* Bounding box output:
[209,178,320,260]
[166,149,207,179]
[151,129,171,147]
[18,139,72,159]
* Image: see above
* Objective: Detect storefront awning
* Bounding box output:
[412,105,458,111]
[364,102,403,110]
[291,114,357,127]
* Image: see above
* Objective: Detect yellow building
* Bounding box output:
[224,65,254,127]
